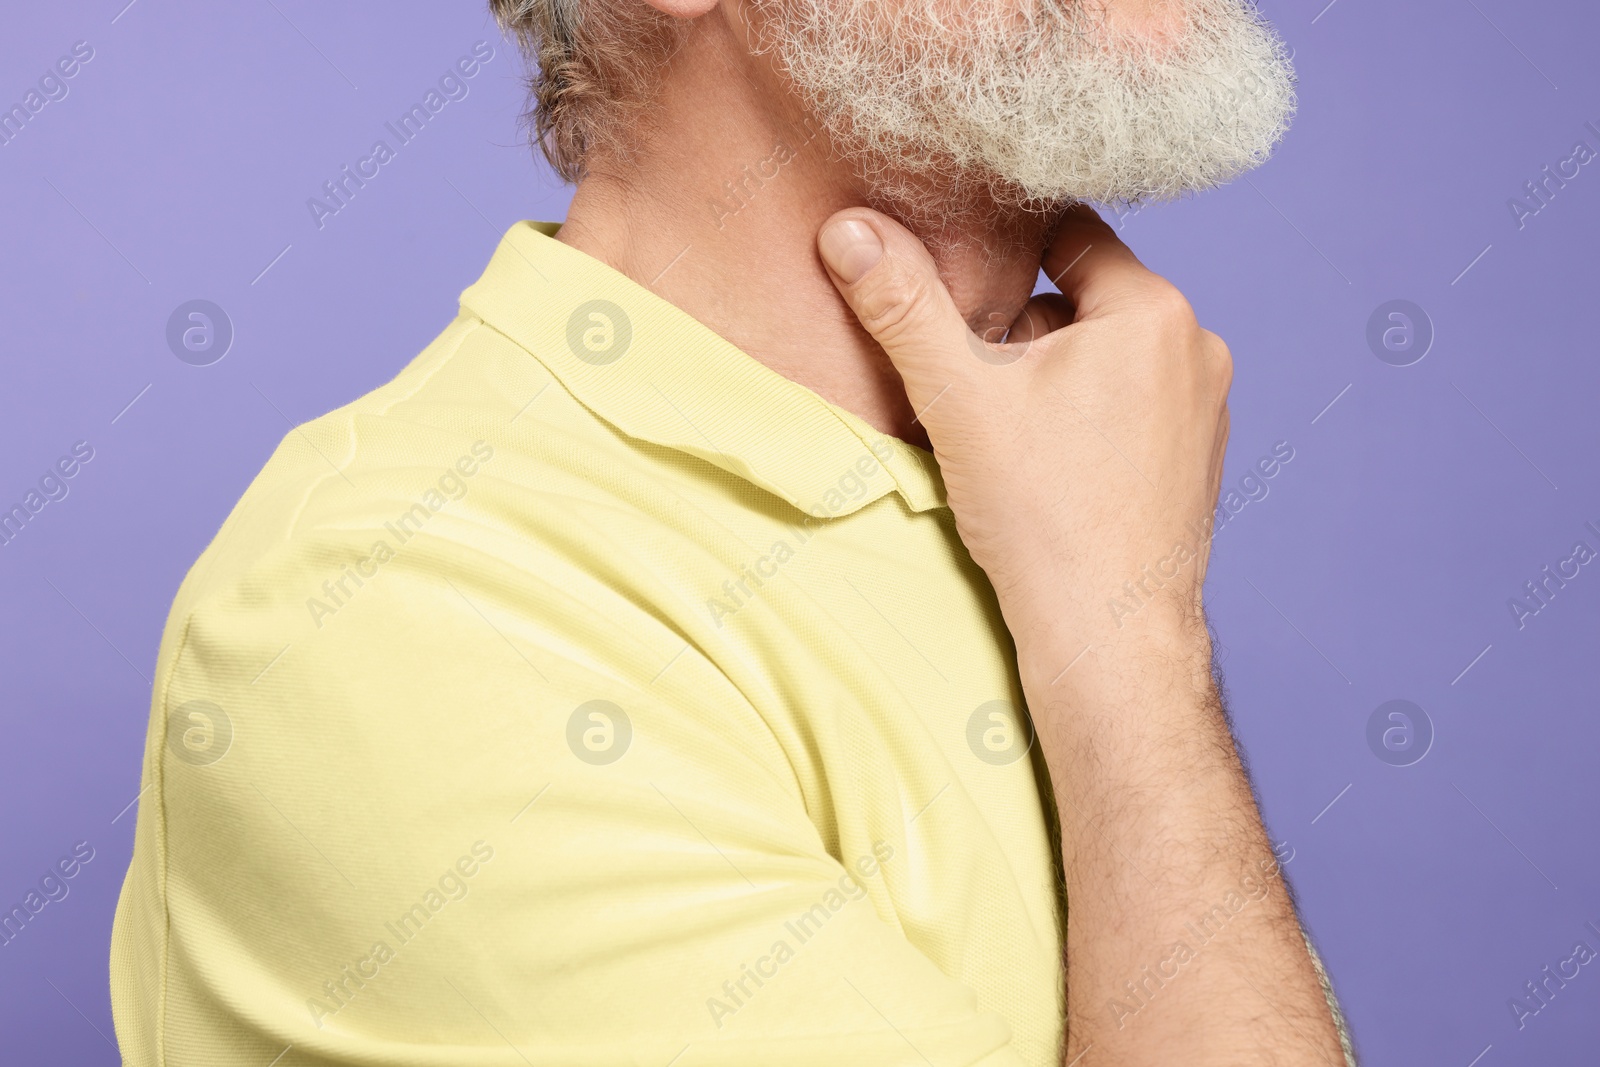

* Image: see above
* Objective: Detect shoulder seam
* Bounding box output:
[277,315,489,544]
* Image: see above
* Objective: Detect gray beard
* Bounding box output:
[754,0,1296,224]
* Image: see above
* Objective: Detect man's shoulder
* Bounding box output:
[165,313,631,648]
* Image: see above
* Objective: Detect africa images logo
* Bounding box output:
[0,40,94,149]
[304,442,494,629]
[305,42,495,230]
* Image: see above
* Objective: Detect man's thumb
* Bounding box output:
[817,210,971,379]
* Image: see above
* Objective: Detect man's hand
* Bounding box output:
[818,207,1352,1067]
[817,206,1229,671]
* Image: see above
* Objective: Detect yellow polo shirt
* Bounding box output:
[110,222,1065,1066]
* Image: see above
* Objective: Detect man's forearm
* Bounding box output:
[1016,612,1347,1066]
[814,205,1353,1065]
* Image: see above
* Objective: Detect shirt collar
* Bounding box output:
[460,221,947,518]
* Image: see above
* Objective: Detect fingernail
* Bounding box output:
[819,219,884,284]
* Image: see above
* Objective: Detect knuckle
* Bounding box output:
[1140,276,1196,322]
[1203,331,1234,386]
[1216,359,1234,400]
[855,264,934,343]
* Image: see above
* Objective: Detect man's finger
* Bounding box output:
[817,209,975,390]
[1006,293,1075,345]
[1041,205,1157,319]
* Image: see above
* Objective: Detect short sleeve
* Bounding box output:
[123,544,1029,1067]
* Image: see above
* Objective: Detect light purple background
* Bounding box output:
[3,1,1597,1063]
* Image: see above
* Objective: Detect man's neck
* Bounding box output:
[552,16,1053,450]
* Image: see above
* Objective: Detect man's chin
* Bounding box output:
[766,0,1295,228]
[852,163,1071,259]
[863,172,1023,230]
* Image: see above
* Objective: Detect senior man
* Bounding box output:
[111,0,1356,1064]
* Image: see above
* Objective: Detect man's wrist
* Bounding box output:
[1011,598,1214,698]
